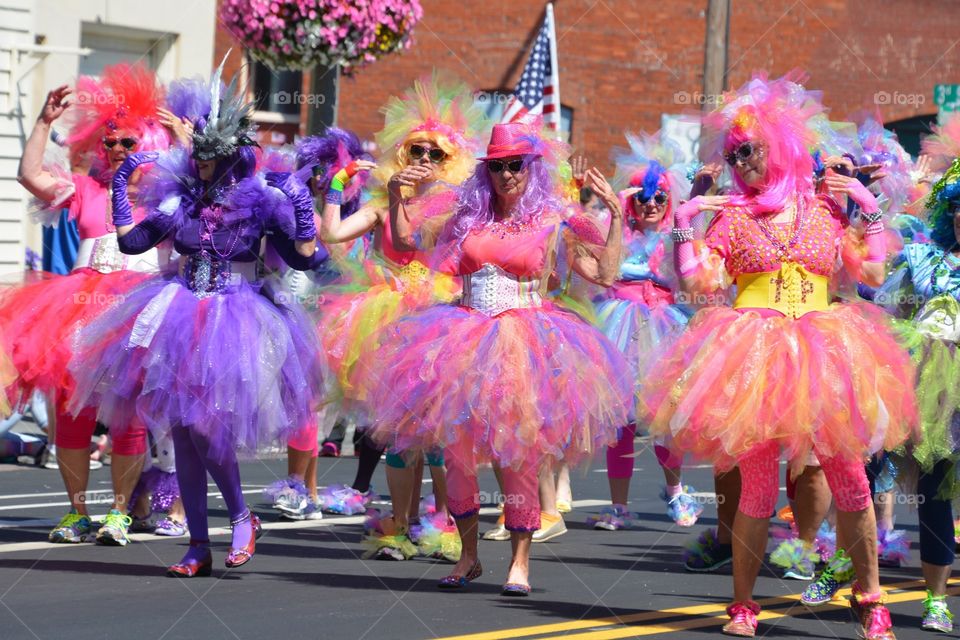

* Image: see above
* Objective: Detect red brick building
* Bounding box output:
[216,0,960,168]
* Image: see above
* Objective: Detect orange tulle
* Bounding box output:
[0,268,149,398]
[641,302,919,472]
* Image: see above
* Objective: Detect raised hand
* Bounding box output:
[40,86,72,124]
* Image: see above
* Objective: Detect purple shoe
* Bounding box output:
[154,516,187,537]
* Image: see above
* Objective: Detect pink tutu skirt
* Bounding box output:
[358,302,631,468]
[641,303,919,471]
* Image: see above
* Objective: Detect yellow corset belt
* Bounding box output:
[734,262,830,319]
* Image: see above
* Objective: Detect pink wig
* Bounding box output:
[701,71,824,213]
[66,63,170,179]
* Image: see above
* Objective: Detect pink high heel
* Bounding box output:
[225,512,262,568]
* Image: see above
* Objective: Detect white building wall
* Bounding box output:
[0,0,216,274]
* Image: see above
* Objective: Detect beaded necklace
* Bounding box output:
[197,182,244,259]
[929,247,960,297]
[749,198,806,260]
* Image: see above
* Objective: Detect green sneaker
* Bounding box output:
[922,590,954,633]
[801,548,854,606]
[48,509,92,543]
[96,509,133,546]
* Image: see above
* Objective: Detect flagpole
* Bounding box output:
[546,2,562,139]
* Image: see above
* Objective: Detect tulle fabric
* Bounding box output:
[595,282,692,419]
[892,319,960,472]
[0,268,149,400]
[359,303,631,468]
[67,272,323,459]
[641,303,918,472]
[319,257,458,416]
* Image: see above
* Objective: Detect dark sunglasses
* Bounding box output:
[724,142,759,167]
[634,190,668,206]
[409,144,446,163]
[103,137,138,150]
[487,159,525,174]
[829,163,854,177]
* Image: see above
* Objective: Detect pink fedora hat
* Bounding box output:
[479,123,543,160]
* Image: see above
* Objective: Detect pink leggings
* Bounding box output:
[55,407,146,456]
[738,441,871,518]
[287,418,318,457]
[607,423,682,479]
[445,435,541,532]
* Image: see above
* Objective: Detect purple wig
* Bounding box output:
[166,77,213,123]
[295,127,372,218]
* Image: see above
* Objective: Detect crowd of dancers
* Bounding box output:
[4,59,960,640]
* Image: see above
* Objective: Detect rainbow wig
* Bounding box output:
[701,71,825,213]
[371,71,488,200]
[66,63,171,180]
[296,128,373,218]
[612,131,692,231]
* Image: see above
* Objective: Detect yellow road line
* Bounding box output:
[435,579,960,640]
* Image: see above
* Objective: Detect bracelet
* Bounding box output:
[860,210,883,225]
[672,226,694,243]
[864,221,885,236]
[325,189,342,205]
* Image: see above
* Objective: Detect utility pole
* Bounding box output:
[703,0,730,105]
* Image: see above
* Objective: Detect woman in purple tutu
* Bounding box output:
[67,64,327,577]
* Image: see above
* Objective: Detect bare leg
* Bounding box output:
[304,455,318,500]
[539,463,559,517]
[57,448,92,516]
[794,466,831,543]
[556,463,572,504]
[836,508,879,593]
[286,446,312,479]
[386,463,416,532]
[410,456,425,520]
[429,463,449,516]
[110,453,145,513]
[506,531,534,586]
[449,514,479,576]
[715,467,741,546]
[732,513,770,603]
[609,477,631,506]
[923,562,951,597]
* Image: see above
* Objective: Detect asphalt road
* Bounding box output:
[0,445,953,640]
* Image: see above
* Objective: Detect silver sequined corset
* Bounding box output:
[179,254,258,298]
[460,263,542,317]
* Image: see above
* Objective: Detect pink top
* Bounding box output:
[705,195,845,278]
[66,175,148,240]
[378,214,426,268]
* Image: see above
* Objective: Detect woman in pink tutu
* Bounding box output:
[362,122,631,595]
[1,64,177,546]
[642,73,917,639]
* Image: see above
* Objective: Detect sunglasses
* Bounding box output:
[634,190,668,206]
[829,163,854,177]
[724,142,761,167]
[103,137,138,150]
[409,144,446,163]
[487,159,525,174]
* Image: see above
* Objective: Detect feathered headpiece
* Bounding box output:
[65,63,170,176]
[700,70,826,212]
[372,71,488,196]
[853,114,914,217]
[922,113,960,174]
[191,54,258,161]
[612,131,691,229]
[166,76,214,123]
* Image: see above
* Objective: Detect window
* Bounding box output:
[251,61,302,117]
[474,90,572,136]
[79,23,171,76]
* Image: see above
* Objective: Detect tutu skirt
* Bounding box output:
[0,268,149,399]
[595,281,691,419]
[359,302,631,467]
[68,272,324,458]
[319,259,457,414]
[642,303,918,471]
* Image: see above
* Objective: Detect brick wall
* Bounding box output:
[215,0,960,170]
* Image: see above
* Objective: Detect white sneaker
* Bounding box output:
[280,498,323,521]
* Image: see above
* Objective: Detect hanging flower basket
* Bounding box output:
[220,0,423,72]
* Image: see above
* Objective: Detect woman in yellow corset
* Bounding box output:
[642,72,918,640]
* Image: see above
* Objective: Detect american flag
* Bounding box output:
[501,4,560,131]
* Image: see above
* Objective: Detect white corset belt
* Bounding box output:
[461,263,541,317]
[74,234,159,274]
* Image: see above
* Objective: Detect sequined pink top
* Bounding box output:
[705,195,845,278]
[67,175,148,240]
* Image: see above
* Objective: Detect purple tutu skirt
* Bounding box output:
[68,272,324,458]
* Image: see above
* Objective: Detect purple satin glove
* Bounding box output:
[111,152,158,227]
[266,172,317,241]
